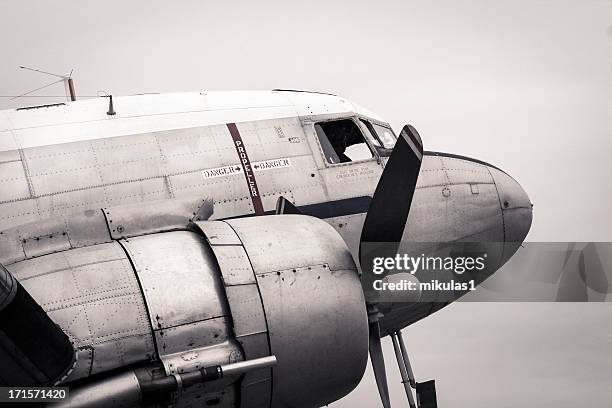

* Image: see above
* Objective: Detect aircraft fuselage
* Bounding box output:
[0,91,531,327]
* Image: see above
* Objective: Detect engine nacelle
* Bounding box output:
[2,212,368,408]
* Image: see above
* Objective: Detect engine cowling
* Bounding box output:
[1,209,368,408]
[213,215,369,408]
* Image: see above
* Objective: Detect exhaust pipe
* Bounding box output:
[52,356,277,408]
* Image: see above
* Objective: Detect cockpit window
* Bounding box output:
[315,119,374,164]
[371,123,397,149]
[359,119,382,148]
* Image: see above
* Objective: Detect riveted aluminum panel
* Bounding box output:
[489,167,533,243]
[103,197,212,239]
[224,284,268,338]
[1,112,324,231]
[89,134,164,185]
[170,174,253,220]
[102,176,171,207]
[24,142,101,197]
[193,220,272,408]
[63,210,113,248]
[234,332,270,360]
[108,229,248,408]
[25,178,170,226]
[256,264,368,408]
[155,124,234,176]
[326,212,367,266]
[229,117,311,162]
[439,155,494,185]
[254,154,323,208]
[22,232,71,259]
[415,155,453,188]
[154,317,231,357]
[0,196,215,266]
[7,242,155,381]
[195,221,242,246]
[317,159,381,203]
[157,124,253,219]
[205,245,256,286]
[33,186,108,221]
[0,160,30,202]
[119,231,230,330]
[0,209,111,266]
[403,156,505,243]
[0,199,38,231]
[226,117,324,213]
[226,215,356,274]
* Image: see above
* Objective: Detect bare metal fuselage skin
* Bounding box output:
[0,91,531,254]
[0,91,532,408]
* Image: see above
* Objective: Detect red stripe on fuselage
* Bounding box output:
[227,123,264,215]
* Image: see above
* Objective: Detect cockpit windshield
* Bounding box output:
[371,123,396,149]
[360,119,397,150]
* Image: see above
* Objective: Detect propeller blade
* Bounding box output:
[360,124,423,246]
[360,125,424,301]
[369,320,392,408]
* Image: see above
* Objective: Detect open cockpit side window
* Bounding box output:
[314,119,375,164]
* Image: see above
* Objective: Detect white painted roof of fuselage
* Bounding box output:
[0,90,387,151]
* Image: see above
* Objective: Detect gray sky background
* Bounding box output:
[1,1,611,407]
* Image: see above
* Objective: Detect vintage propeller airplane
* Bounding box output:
[0,90,532,408]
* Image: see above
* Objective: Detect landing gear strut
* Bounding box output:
[390,330,438,408]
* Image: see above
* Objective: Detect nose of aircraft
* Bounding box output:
[376,162,533,335]
[489,167,533,242]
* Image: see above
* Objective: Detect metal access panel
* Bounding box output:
[194,220,273,408]
[402,154,504,242]
[224,215,369,408]
[119,231,230,331]
[256,264,368,408]
[6,242,155,381]
[120,230,241,408]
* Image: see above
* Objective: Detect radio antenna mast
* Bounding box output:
[17,66,76,102]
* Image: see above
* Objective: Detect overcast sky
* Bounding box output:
[1,1,611,407]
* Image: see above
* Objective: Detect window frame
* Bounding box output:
[312,117,381,167]
[358,118,384,148]
[358,117,397,156]
[369,121,397,149]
